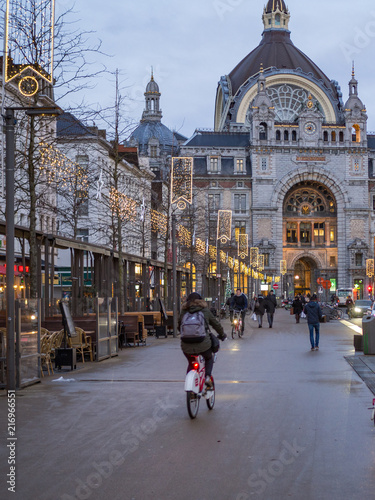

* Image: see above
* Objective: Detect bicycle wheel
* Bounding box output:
[206,377,215,410]
[337,309,343,319]
[231,325,236,339]
[186,391,200,419]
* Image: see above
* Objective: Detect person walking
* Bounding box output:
[292,295,304,323]
[264,290,277,328]
[254,294,265,328]
[346,295,354,318]
[304,294,323,351]
[226,292,235,323]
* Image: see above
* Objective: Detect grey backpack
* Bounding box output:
[180,311,207,343]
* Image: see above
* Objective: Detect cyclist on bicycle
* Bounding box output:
[231,288,248,333]
[179,292,227,388]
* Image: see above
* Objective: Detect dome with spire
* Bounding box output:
[128,73,179,158]
[214,2,343,130]
[146,73,160,94]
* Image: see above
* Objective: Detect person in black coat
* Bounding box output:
[254,294,265,328]
[264,290,277,328]
[304,294,323,350]
[292,295,304,323]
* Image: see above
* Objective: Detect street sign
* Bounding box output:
[216,274,221,278]
[317,277,324,285]
[273,283,279,289]
[318,286,323,294]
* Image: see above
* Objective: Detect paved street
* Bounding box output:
[1,309,375,500]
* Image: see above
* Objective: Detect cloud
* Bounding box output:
[58,0,375,136]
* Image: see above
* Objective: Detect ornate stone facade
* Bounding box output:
[181,1,375,299]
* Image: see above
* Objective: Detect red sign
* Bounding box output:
[273,284,279,289]
[317,277,324,285]
[322,280,332,289]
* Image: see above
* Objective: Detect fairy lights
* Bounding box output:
[171,157,193,210]
[109,188,137,222]
[209,245,217,260]
[5,0,55,85]
[366,259,374,278]
[238,234,248,260]
[220,251,226,264]
[250,247,259,267]
[257,254,264,272]
[39,142,89,191]
[195,238,206,256]
[151,210,167,236]
[217,210,232,244]
[280,260,287,275]
[178,225,191,246]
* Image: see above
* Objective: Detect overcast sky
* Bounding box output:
[57,0,375,139]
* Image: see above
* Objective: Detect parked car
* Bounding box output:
[349,299,373,318]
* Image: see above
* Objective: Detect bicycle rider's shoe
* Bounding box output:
[205,376,213,389]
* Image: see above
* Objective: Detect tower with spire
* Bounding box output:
[344,63,367,146]
[141,70,162,123]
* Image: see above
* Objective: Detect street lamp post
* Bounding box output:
[5,109,16,391]
[4,106,62,390]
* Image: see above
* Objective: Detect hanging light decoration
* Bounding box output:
[171,157,193,210]
[209,245,217,260]
[250,247,259,267]
[366,258,374,277]
[195,238,206,256]
[238,234,249,260]
[217,210,232,244]
[257,254,264,272]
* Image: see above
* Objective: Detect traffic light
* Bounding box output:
[368,285,372,293]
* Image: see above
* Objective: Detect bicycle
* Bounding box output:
[231,309,243,339]
[326,304,343,320]
[184,353,217,419]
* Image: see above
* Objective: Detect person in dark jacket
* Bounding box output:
[226,292,235,323]
[179,292,226,387]
[304,294,323,350]
[264,290,277,328]
[231,289,248,332]
[292,295,304,323]
[254,294,265,328]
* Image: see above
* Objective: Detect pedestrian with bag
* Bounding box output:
[254,294,265,328]
[292,295,304,323]
[179,292,227,388]
[264,290,277,328]
[304,294,323,351]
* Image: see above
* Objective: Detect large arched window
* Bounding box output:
[284,181,337,247]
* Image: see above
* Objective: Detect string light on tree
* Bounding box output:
[151,209,167,236]
[280,259,287,275]
[109,188,137,222]
[195,238,206,256]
